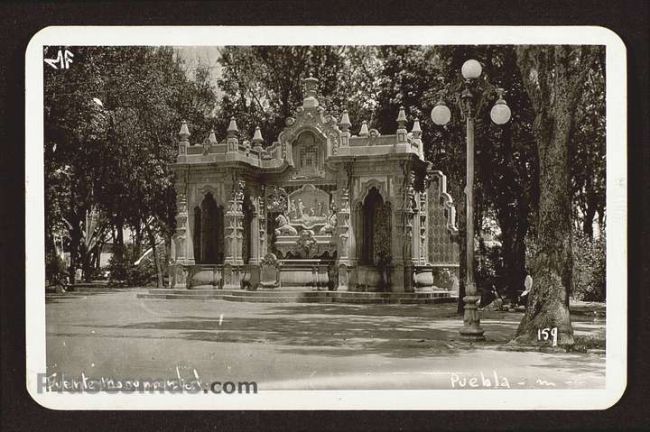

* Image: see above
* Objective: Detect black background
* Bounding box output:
[1,1,648,430]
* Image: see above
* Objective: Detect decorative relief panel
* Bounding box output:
[287,184,331,229]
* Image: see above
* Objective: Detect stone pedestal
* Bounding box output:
[413,267,435,293]
[169,263,189,289]
[223,264,243,290]
[460,295,486,341]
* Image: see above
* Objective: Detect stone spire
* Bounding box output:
[303,75,319,109]
[227,117,239,137]
[207,128,217,144]
[339,110,351,132]
[226,117,239,153]
[396,106,407,129]
[359,120,369,137]
[252,126,264,145]
[178,120,190,156]
[339,109,351,149]
[411,118,422,138]
[396,106,408,143]
[411,118,423,158]
[179,120,190,142]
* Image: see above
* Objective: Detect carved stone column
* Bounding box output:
[335,163,356,291]
[404,173,416,293]
[185,195,196,267]
[390,170,416,293]
[223,180,245,289]
[174,191,188,263]
[170,189,192,288]
[258,186,268,258]
[249,194,261,265]
[419,191,428,265]
[224,180,245,266]
[335,187,354,291]
[411,192,422,266]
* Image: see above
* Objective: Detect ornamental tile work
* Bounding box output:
[427,171,460,266]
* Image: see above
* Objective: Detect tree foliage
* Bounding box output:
[215,46,382,143]
[44,46,216,284]
[427,47,539,304]
[570,52,606,238]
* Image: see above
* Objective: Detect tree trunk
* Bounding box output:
[514,46,595,346]
[81,246,93,282]
[499,223,524,300]
[134,223,142,259]
[583,204,596,238]
[516,109,575,345]
[69,228,81,284]
[146,223,163,288]
[116,220,124,249]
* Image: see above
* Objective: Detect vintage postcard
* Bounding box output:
[26,26,626,410]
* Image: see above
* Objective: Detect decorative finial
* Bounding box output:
[179,120,190,141]
[411,118,422,138]
[227,117,239,137]
[303,76,320,108]
[339,110,351,131]
[207,128,217,144]
[396,106,407,128]
[359,120,369,137]
[252,126,264,145]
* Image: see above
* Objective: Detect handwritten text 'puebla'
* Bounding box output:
[450,371,511,389]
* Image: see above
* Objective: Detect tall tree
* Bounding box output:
[45,51,112,282]
[45,46,217,284]
[570,52,606,238]
[514,46,600,346]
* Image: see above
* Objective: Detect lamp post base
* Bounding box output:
[459,295,485,341]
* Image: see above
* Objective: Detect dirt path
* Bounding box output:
[44,291,606,390]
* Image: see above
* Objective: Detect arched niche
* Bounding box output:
[194,192,224,264]
[359,187,392,265]
[291,130,325,178]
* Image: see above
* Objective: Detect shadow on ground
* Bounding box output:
[72,302,528,358]
[48,293,606,359]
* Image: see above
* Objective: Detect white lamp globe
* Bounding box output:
[461,59,482,80]
[490,100,511,125]
[431,103,451,126]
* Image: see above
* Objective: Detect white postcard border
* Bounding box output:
[25,25,627,410]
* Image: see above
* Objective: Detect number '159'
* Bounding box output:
[537,327,558,347]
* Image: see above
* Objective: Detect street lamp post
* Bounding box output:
[431,59,511,341]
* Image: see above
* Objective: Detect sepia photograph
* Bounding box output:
[25,26,627,410]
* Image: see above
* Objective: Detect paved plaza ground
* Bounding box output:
[45,290,606,390]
